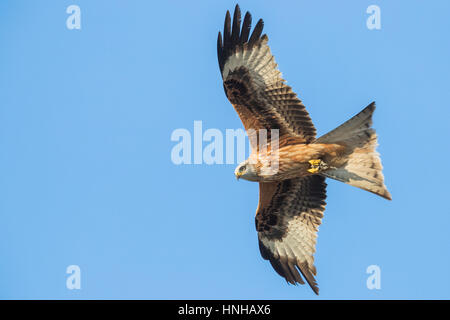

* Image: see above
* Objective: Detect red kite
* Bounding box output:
[217,5,391,295]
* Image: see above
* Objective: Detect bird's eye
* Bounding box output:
[239,165,246,172]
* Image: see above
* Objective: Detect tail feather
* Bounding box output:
[316,102,391,200]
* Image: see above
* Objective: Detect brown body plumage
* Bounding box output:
[218,5,391,295]
[248,143,346,181]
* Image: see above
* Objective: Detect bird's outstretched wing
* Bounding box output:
[217,5,316,146]
[256,175,327,294]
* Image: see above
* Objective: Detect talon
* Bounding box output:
[309,159,321,166]
[308,159,328,174]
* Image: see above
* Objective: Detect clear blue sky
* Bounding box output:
[1,0,449,299]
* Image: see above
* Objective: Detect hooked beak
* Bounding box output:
[235,172,242,180]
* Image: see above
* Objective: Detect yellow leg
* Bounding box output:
[308,160,321,166]
[308,159,323,174]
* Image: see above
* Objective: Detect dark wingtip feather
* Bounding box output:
[231,5,241,45]
[248,18,264,45]
[217,31,223,71]
[259,239,320,295]
[298,263,320,295]
[217,6,265,73]
[223,10,231,47]
[240,12,252,42]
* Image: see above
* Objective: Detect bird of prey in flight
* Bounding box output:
[217,5,391,295]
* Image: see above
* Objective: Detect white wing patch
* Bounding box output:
[259,215,317,270]
[222,39,283,89]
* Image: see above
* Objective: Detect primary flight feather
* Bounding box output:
[217,5,391,295]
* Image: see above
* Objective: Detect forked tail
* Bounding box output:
[315,102,391,200]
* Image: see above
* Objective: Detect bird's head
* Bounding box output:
[234,161,258,181]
